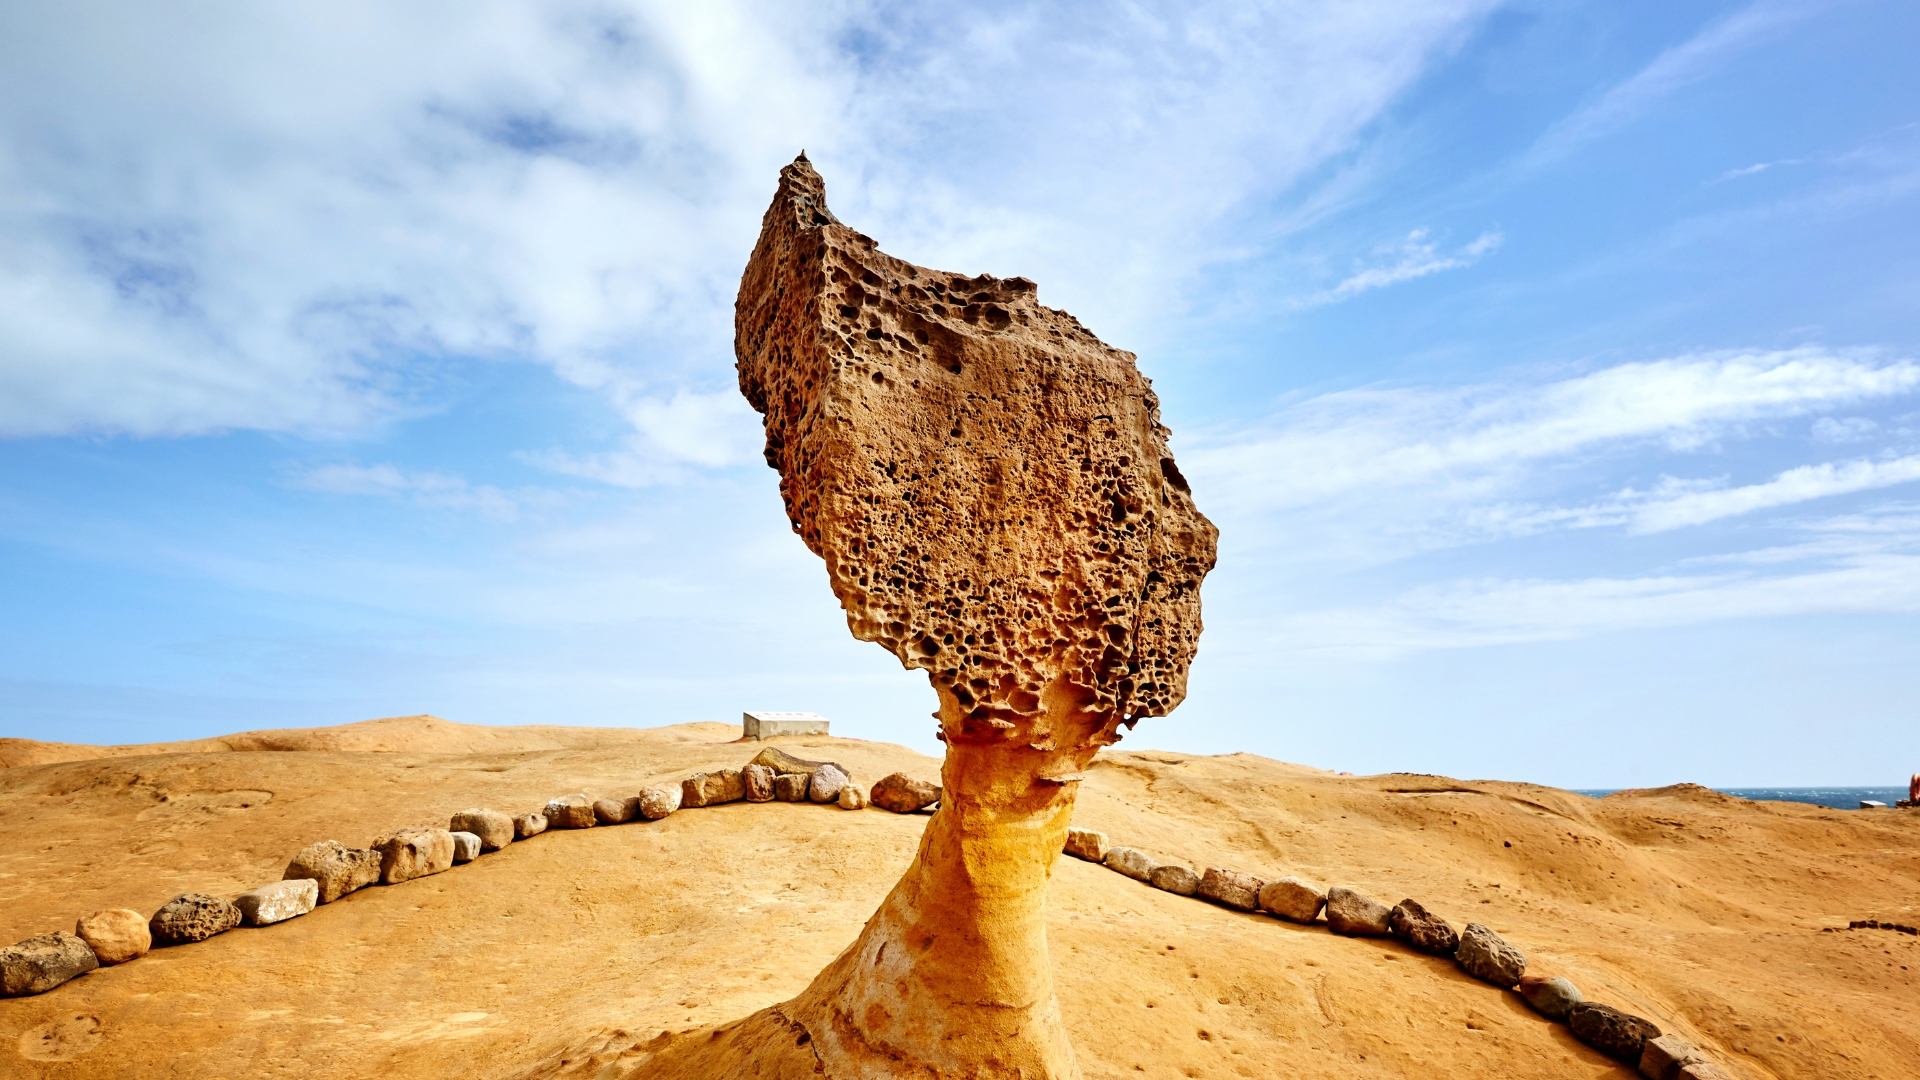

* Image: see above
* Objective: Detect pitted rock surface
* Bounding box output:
[284,840,381,904]
[1,932,98,996]
[1569,1002,1661,1061]
[1456,921,1527,987]
[374,827,454,885]
[736,154,1216,749]
[1388,898,1460,956]
[149,893,240,945]
[743,763,777,802]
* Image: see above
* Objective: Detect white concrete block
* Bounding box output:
[742,711,830,739]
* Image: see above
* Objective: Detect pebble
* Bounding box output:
[809,763,850,803]
[374,826,455,885]
[1568,1001,1661,1062]
[74,909,150,966]
[514,812,549,838]
[1325,887,1393,936]
[637,785,681,820]
[234,878,319,927]
[1064,827,1110,863]
[592,798,636,825]
[1455,922,1527,987]
[1150,865,1201,895]
[1517,974,1582,1019]
[0,932,98,997]
[1388,898,1460,956]
[869,772,941,813]
[1639,1032,1705,1080]
[1199,867,1264,912]
[743,763,777,802]
[837,783,867,810]
[1258,877,1327,923]
[545,794,596,829]
[450,831,483,863]
[774,772,811,802]
[284,840,382,904]
[1103,846,1160,882]
[149,893,241,945]
[448,809,515,852]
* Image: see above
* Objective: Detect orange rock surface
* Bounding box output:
[0,716,1915,1078]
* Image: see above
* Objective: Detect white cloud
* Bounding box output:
[1186,346,1920,518]
[1292,229,1502,308]
[1717,158,1804,182]
[0,0,1503,471]
[296,463,537,522]
[1812,416,1878,443]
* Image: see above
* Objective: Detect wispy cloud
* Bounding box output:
[1716,158,1804,182]
[1292,229,1502,308]
[295,463,546,522]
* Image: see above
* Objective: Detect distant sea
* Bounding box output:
[1572,787,1908,810]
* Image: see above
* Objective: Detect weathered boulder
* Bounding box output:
[748,746,838,776]
[1325,887,1392,936]
[450,831,482,863]
[869,772,940,813]
[545,794,596,829]
[149,893,240,945]
[449,809,514,852]
[284,840,382,904]
[1258,877,1326,923]
[1456,922,1527,987]
[809,763,851,803]
[837,783,868,810]
[681,773,712,808]
[1149,865,1199,895]
[592,798,637,825]
[1198,867,1263,911]
[1388,898,1460,956]
[775,772,810,802]
[637,785,681,820]
[514,812,549,838]
[1517,974,1583,1019]
[374,827,455,885]
[1064,827,1110,862]
[743,763,777,802]
[0,932,97,996]
[1569,1002,1661,1062]
[1640,1033,1706,1080]
[74,909,149,966]
[234,878,318,926]
[703,768,748,805]
[1103,846,1160,882]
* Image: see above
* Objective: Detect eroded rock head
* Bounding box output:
[737,155,1216,751]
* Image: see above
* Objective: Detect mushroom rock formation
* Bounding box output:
[650,154,1216,1079]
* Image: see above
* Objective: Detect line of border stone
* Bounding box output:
[1064,826,1733,1080]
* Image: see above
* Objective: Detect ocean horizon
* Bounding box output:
[1571,786,1909,810]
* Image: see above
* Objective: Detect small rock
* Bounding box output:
[704,768,748,805]
[0,932,98,997]
[743,763,777,802]
[149,893,241,945]
[681,773,711,808]
[837,783,867,810]
[637,785,681,820]
[234,878,319,926]
[1676,1061,1733,1080]
[1199,867,1264,911]
[870,772,941,813]
[514,812,549,838]
[1150,865,1200,895]
[774,772,811,802]
[74,909,149,966]
[1517,975,1583,1019]
[1064,827,1110,862]
[1258,877,1326,923]
[545,794,596,828]
[449,831,483,863]
[809,763,850,803]
[1325,887,1392,936]
[374,826,455,885]
[1388,898,1460,956]
[592,798,636,825]
[1103,846,1160,882]
[1456,922,1527,987]
[1568,1002,1661,1062]
[1640,1033,1704,1080]
[448,809,514,852]
[285,840,382,904]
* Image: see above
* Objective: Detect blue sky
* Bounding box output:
[3,1,1917,786]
